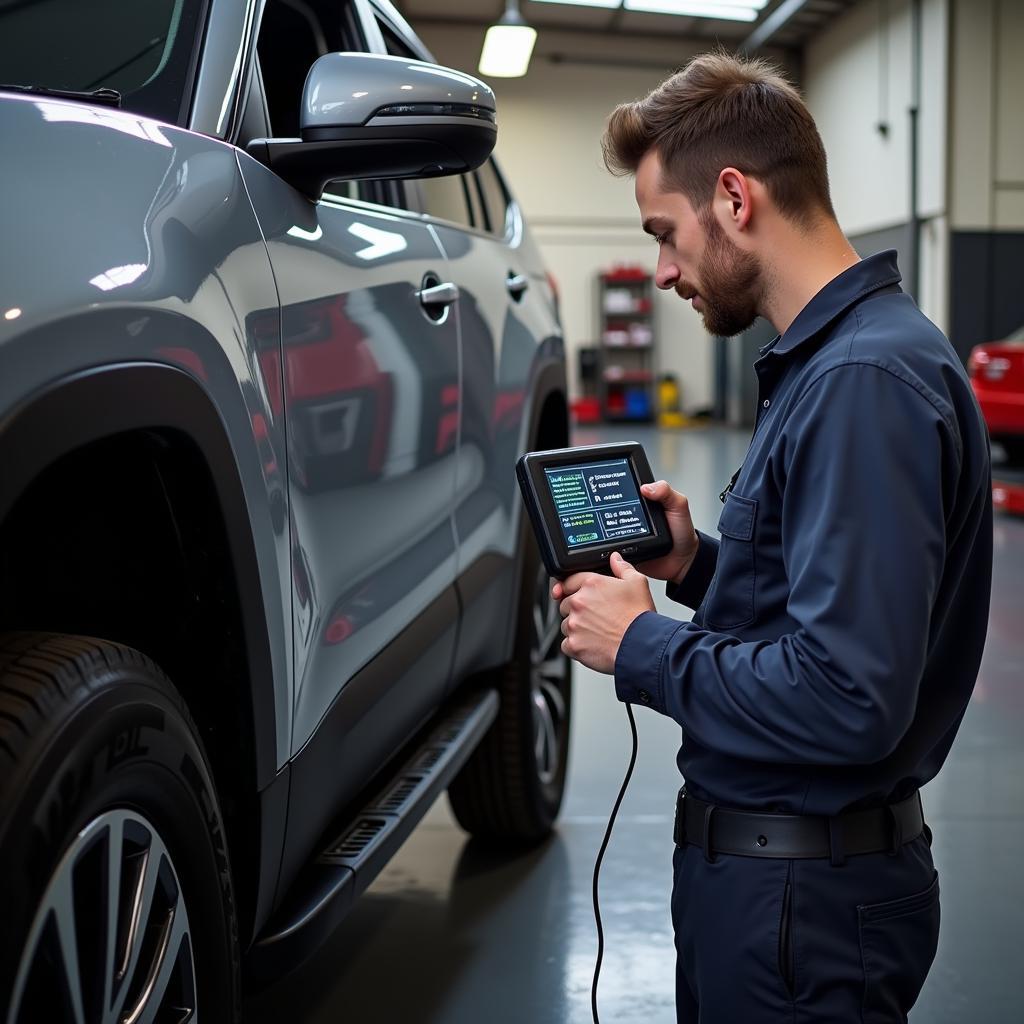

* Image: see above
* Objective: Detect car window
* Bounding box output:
[374,13,473,223]
[0,0,206,124]
[476,159,511,238]
[256,0,371,203]
[417,176,474,229]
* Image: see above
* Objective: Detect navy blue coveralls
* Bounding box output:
[615,252,993,1022]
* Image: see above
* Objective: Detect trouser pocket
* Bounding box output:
[858,871,940,1022]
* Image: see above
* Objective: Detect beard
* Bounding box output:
[679,211,763,337]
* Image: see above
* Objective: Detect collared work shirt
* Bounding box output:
[615,251,993,815]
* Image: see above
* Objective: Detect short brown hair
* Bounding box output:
[602,51,834,227]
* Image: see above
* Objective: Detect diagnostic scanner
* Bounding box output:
[516,442,672,579]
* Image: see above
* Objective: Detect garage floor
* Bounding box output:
[246,424,1022,1024]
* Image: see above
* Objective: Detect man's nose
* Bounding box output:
[655,260,680,290]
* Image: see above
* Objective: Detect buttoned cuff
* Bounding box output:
[666,530,719,609]
[614,610,685,714]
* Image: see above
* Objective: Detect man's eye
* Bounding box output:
[654,232,669,246]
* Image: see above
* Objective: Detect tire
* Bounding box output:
[447,536,572,843]
[0,632,240,1024]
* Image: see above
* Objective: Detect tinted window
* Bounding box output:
[477,159,511,237]
[257,0,372,203]
[0,0,206,123]
[379,20,418,60]
[417,176,473,228]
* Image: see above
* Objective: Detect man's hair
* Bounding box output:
[602,51,834,227]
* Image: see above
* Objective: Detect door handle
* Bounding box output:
[506,272,529,300]
[418,281,459,309]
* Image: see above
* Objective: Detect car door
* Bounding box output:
[239,0,461,778]
[422,160,561,683]
[369,11,552,681]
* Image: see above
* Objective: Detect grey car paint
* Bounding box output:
[302,51,496,130]
[0,91,295,770]
[0,0,563,794]
[238,156,462,753]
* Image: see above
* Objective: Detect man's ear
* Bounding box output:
[717,167,753,232]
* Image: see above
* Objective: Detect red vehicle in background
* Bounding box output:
[969,325,1024,464]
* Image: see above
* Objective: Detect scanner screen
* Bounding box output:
[543,458,652,551]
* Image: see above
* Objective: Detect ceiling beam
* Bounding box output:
[739,0,813,52]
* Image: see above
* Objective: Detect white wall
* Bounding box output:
[949,0,1024,231]
[416,25,756,411]
[803,0,949,329]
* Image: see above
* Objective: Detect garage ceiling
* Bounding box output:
[394,0,862,51]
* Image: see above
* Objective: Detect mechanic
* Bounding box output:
[553,52,993,1022]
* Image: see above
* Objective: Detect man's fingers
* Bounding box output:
[550,579,564,601]
[609,551,637,579]
[560,571,591,596]
[641,480,690,514]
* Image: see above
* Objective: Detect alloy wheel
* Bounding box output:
[8,808,197,1024]
[530,563,569,785]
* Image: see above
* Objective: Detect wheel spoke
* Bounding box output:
[103,816,124,1019]
[51,873,87,1024]
[538,678,566,721]
[536,656,567,684]
[110,835,168,1024]
[532,690,558,780]
[533,602,545,646]
[125,900,187,1024]
[537,608,562,658]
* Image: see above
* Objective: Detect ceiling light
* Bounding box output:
[531,1,620,8]
[625,0,764,19]
[479,1,538,78]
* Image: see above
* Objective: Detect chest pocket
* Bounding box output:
[703,491,758,631]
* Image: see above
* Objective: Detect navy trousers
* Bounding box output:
[671,834,940,1022]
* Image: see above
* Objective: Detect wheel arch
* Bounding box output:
[0,362,286,943]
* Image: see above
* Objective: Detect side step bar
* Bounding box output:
[248,687,499,978]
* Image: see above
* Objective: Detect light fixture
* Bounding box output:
[624,0,765,19]
[479,1,537,79]
[532,0,620,7]
[4,308,21,321]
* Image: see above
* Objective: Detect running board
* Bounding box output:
[248,688,499,978]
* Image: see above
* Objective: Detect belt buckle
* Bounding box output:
[673,787,686,847]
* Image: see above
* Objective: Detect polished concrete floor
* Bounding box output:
[247,424,1023,1023]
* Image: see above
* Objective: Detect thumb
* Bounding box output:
[642,480,687,514]
[609,551,637,579]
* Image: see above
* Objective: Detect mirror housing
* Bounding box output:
[247,53,497,201]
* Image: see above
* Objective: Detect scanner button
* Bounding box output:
[622,546,637,556]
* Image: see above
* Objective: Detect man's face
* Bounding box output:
[635,150,762,337]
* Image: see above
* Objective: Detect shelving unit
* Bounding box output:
[598,266,656,422]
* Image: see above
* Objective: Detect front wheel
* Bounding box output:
[448,540,572,843]
[0,633,240,1024]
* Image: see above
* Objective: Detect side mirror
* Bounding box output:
[247,53,497,201]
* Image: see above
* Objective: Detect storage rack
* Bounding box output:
[598,266,656,422]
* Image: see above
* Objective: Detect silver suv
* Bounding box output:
[0,2,570,1020]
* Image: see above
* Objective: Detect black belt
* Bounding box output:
[674,789,925,864]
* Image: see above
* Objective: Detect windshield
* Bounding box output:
[0,0,207,123]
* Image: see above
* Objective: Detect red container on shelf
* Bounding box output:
[571,397,602,424]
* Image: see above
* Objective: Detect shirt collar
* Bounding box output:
[759,250,903,358]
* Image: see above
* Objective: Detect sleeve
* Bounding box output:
[665,529,719,609]
[614,363,954,765]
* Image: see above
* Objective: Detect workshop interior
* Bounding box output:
[0,1,1020,1022]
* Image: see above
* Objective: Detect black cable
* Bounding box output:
[592,701,639,1024]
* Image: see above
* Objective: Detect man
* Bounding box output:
[553,53,992,1022]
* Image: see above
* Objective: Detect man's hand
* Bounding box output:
[636,480,700,585]
[551,552,655,674]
